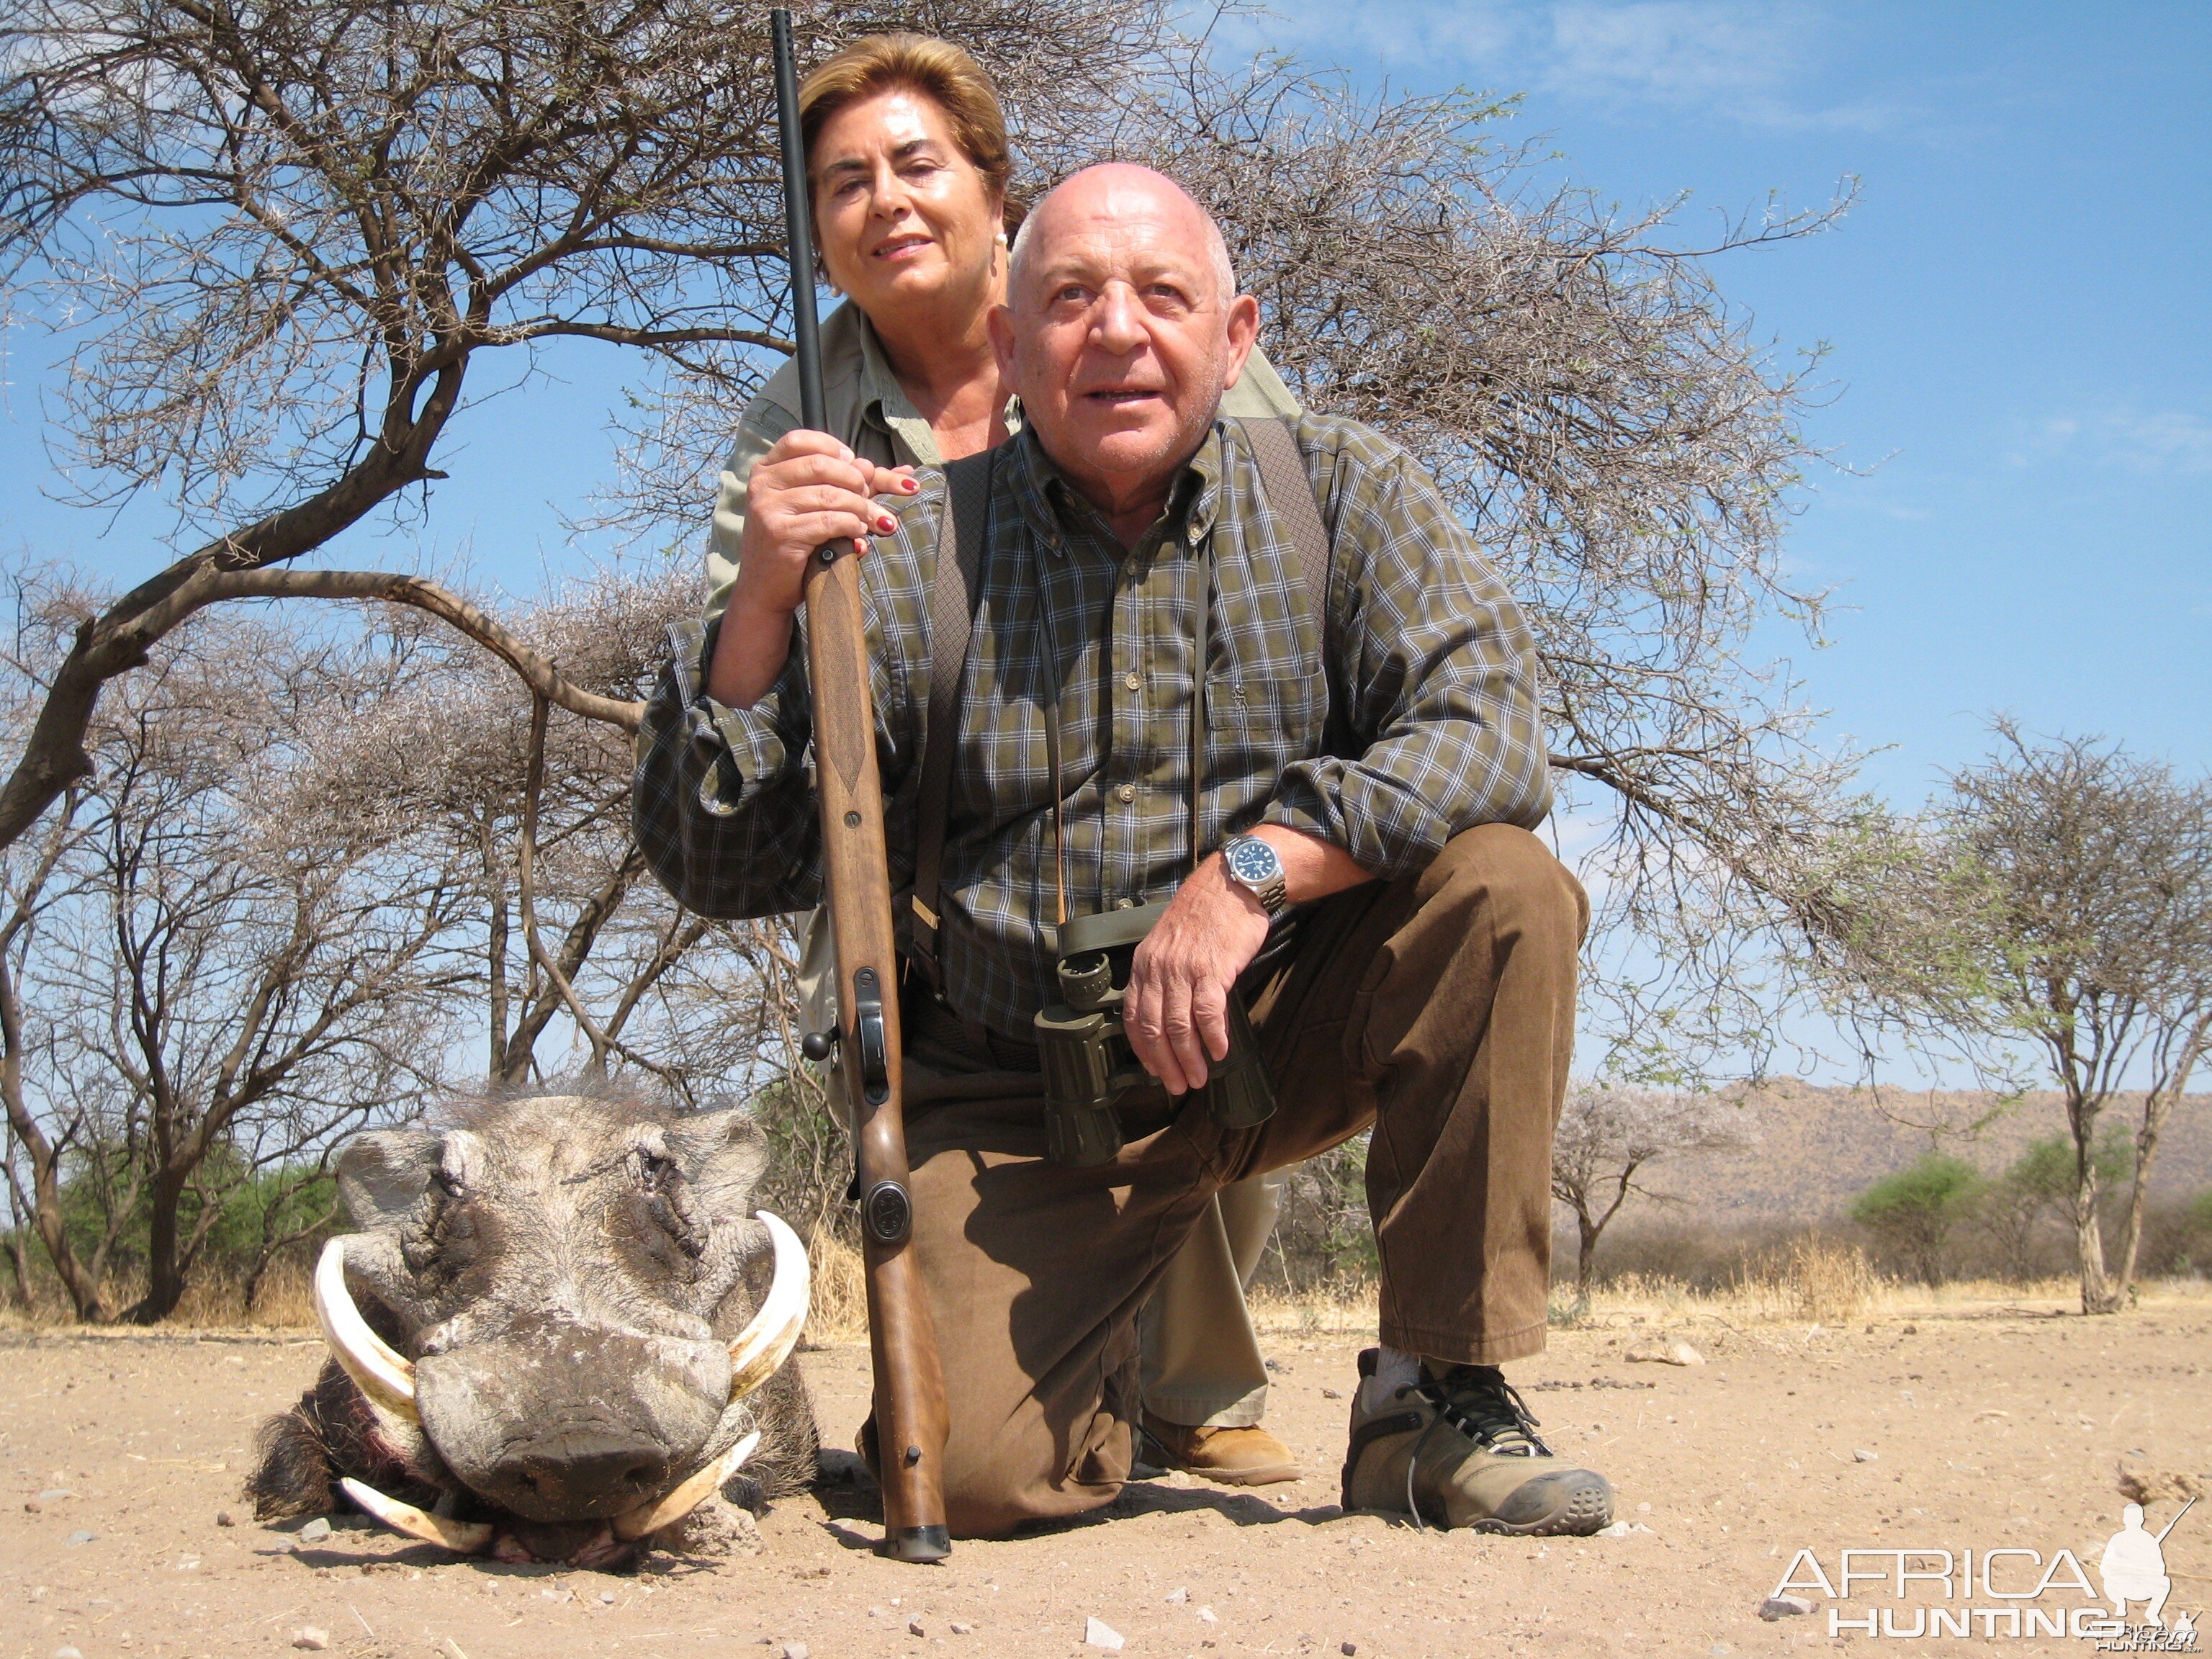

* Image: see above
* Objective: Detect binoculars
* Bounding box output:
[1030,900,1275,1166]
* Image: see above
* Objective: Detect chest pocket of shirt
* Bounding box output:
[1207,541,1326,799]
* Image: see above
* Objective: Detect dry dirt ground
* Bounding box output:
[3,1292,2208,1659]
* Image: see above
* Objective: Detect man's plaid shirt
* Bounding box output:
[632,411,1551,1040]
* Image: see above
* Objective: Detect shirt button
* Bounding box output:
[1116,783,1137,803]
[1115,897,1137,910]
[1123,671,1142,692]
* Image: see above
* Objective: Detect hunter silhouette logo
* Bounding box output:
[2100,1498,2193,1629]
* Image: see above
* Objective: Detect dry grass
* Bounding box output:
[1744,1233,1879,1323]
[6,1239,2203,1349]
[805,1230,871,1346]
[0,1257,318,1331]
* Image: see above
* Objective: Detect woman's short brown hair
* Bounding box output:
[799,33,1022,230]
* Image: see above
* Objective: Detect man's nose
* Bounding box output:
[1090,283,1146,354]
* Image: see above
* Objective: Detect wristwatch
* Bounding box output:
[1220,833,1290,917]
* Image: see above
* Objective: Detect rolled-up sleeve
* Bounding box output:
[1262,433,1550,878]
[704,401,800,631]
[631,618,824,918]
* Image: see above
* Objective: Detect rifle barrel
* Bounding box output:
[770,6,952,1565]
[2157,1494,2195,1544]
[771,7,825,431]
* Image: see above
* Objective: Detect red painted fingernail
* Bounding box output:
[878,515,896,532]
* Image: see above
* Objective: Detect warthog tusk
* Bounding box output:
[726,1210,809,1401]
[611,1431,760,1540]
[340,1478,494,1554]
[313,1238,420,1424]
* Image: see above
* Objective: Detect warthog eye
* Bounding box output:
[402,1169,477,1283]
[634,1147,707,1264]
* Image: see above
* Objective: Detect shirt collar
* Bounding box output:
[1010,422,1225,554]
[851,309,940,464]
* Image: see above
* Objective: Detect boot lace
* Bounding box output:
[1400,1364,1551,1531]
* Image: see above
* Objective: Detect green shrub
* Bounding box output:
[1852,1153,1983,1287]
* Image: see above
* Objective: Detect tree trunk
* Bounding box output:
[2073,1169,2119,1314]
[2062,1084,2122,1314]
[1577,1215,1599,1294]
[1,1188,35,1312]
[127,1164,189,1324]
[2113,1013,2211,1302]
[1,1093,108,1322]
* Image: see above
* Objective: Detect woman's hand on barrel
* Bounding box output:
[734,430,920,621]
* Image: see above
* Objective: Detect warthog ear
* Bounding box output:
[666,1107,768,1221]
[338,1129,443,1229]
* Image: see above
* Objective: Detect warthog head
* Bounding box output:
[249,1091,816,1566]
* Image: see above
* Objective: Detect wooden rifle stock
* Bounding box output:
[770,8,951,1563]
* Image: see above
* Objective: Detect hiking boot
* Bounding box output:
[1339,1349,1613,1534]
[1139,1411,1303,1486]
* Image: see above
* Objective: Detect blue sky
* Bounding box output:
[1232,0,2211,806]
[2,1,2203,1084]
[6,2,2203,811]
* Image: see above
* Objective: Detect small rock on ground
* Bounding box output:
[781,1644,810,1659]
[1084,1616,1125,1652]
[215,1510,235,1527]
[1626,1340,1704,1367]
[63,1530,96,1546]
[949,1622,974,1635]
[1164,1587,1189,1604]
[1853,1448,1879,1462]
[908,1619,925,1636]
[296,1516,332,1543]
[1761,1594,1816,1620]
[52,1648,84,1659]
[1341,1645,1359,1656]
[292,1628,331,1652]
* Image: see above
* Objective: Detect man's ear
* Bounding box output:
[986,302,1017,387]
[336,1129,442,1229]
[1220,292,1259,390]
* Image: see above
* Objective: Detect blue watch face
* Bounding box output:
[1226,837,1280,885]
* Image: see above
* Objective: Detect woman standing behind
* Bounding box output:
[703,34,1303,1489]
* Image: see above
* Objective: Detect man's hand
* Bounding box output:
[1125,826,1376,1095]
[1123,855,1270,1096]
[707,431,917,709]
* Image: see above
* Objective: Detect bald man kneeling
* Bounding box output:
[637,163,1612,1538]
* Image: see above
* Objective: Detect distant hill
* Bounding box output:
[1630,1084,2212,1224]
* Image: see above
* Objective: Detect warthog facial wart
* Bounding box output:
[248,1089,819,1567]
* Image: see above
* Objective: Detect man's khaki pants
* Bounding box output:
[1137,1174,1285,1428]
[902,824,1585,1537]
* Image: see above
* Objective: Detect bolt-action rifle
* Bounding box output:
[771,6,951,1564]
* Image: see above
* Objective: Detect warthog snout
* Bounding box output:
[415,1311,732,1523]
[498,1434,668,1511]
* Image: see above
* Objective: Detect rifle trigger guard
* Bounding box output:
[852,967,891,1106]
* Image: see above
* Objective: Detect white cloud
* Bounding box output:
[1214,0,1523,71]
[1227,0,1905,132]
[1542,1,1899,130]
[2016,406,2212,477]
